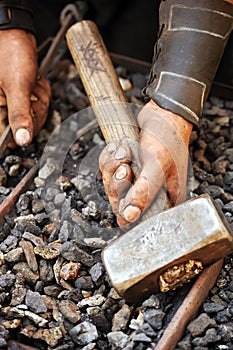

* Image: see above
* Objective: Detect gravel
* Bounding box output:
[0,50,233,349]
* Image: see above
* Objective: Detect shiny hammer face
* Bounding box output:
[102,194,233,304]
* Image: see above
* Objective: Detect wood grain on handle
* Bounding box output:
[66,20,170,219]
[66,21,139,145]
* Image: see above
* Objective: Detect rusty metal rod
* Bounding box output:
[0,124,12,157]
[154,259,223,350]
[39,4,79,77]
[0,161,39,221]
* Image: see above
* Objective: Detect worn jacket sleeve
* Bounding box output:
[144,0,233,125]
[0,0,34,33]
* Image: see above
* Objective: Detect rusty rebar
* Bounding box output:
[0,124,12,158]
[0,161,40,221]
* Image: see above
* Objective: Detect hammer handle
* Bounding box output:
[66,20,170,218]
[66,21,139,146]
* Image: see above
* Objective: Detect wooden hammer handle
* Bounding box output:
[66,21,139,146]
[66,20,170,218]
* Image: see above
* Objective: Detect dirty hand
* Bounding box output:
[0,29,51,147]
[99,99,193,227]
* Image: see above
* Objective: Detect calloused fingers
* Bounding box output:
[107,163,133,215]
[119,167,166,223]
[99,142,133,195]
[99,142,134,226]
[118,135,188,223]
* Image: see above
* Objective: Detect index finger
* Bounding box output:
[7,83,33,146]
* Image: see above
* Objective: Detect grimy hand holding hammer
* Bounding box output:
[99,0,233,226]
[0,0,232,225]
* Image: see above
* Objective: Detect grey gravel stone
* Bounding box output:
[177,334,192,350]
[217,323,233,342]
[13,262,39,284]
[112,303,133,332]
[0,235,18,253]
[60,241,94,267]
[78,294,106,308]
[9,163,20,176]
[89,262,105,286]
[4,247,23,262]
[5,155,22,165]
[69,321,98,345]
[0,337,7,347]
[0,273,16,290]
[86,306,111,332]
[75,275,94,290]
[0,186,10,195]
[10,284,27,306]
[131,333,151,342]
[143,309,165,330]
[59,299,81,323]
[192,328,221,347]
[33,327,63,347]
[25,290,47,313]
[32,199,44,214]
[142,295,160,309]
[187,313,216,337]
[16,194,30,212]
[54,192,66,206]
[107,331,129,349]
[138,323,157,338]
[43,285,62,297]
[38,158,57,179]
[58,220,73,242]
[203,302,225,314]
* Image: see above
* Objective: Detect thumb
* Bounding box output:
[7,86,33,147]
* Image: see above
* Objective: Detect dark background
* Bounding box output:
[32,0,233,87]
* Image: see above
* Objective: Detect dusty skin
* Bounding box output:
[99,99,193,227]
[0,29,51,147]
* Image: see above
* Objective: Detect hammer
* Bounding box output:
[66,21,233,303]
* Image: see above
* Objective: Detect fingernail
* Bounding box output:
[123,205,141,222]
[115,164,127,180]
[30,94,38,102]
[115,146,127,160]
[15,128,31,146]
[107,142,116,154]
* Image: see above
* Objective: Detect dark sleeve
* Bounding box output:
[0,0,34,34]
[144,0,233,125]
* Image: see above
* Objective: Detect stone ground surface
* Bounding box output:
[0,51,233,350]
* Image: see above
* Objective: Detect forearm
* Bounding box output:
[0,0,34,34]
[144,0,233,125]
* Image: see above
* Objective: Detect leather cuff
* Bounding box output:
[144,0,233,125]
[0,0,34,34]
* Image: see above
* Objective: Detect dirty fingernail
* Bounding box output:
[15,128,31,146]
[123,205,141,222]
[107,142,116,154]
[115,164,128,180]
[30,94,38,102]
[115,146,127,160]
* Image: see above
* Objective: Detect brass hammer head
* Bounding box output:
[102,194,233,304]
